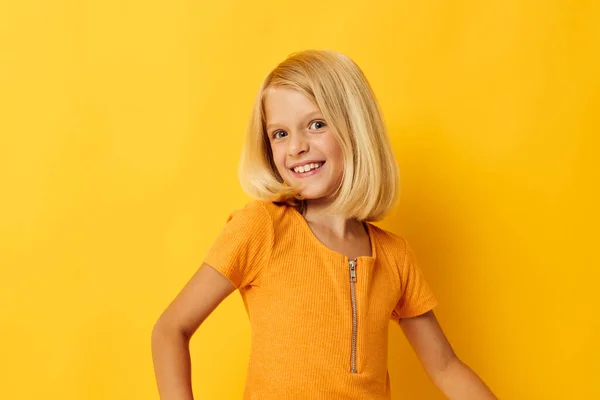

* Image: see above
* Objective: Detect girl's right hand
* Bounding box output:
[151,263,235,400]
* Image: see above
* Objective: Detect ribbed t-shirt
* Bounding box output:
[204,200,437,399]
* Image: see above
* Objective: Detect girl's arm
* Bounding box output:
[151,263,235,400]
[399,310,497,400]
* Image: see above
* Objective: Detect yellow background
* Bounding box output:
[1,1,598,399]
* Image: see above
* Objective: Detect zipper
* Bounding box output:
[349,258,358,374]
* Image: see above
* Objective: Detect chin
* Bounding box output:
[297,186,333,201]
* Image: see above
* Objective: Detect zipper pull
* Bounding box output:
[349,259,357,282]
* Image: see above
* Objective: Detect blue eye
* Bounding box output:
[272,130,287,139]
[309,120,327,130]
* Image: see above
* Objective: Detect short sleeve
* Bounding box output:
[203,201,273,289]
[391,239,438,320]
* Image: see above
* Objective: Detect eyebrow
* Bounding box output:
[266,111,324,132]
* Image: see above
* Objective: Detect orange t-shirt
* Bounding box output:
[204,200,437,399]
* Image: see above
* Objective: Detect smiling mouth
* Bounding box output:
[290,161,325,174]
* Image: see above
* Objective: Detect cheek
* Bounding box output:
[322,135,344,165]
[270,145,287,174]
[323,138,345,184]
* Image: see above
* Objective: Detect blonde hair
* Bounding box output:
[238,49,400,222]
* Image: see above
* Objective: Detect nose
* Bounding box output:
[287,131,309,156]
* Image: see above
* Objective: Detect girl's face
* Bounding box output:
[264,86,344,201]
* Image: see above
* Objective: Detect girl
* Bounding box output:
[151,50,497,400]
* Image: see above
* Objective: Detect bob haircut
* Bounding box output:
[238,49,400,222]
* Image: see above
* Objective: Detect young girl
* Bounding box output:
[152,50,497,400]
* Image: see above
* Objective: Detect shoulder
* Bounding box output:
[368,223,416,268]
[231,199,286,218]
[368,223,409,254]
[227,199,291,230]
[236,199,296,221]
[228,199,269,221]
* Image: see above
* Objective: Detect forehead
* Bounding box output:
[263,87,321,123]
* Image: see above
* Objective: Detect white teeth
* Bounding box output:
[293,162,323,174]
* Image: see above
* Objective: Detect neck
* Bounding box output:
[302,199,361,237]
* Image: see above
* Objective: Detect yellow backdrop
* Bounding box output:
[1,1,598,399]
